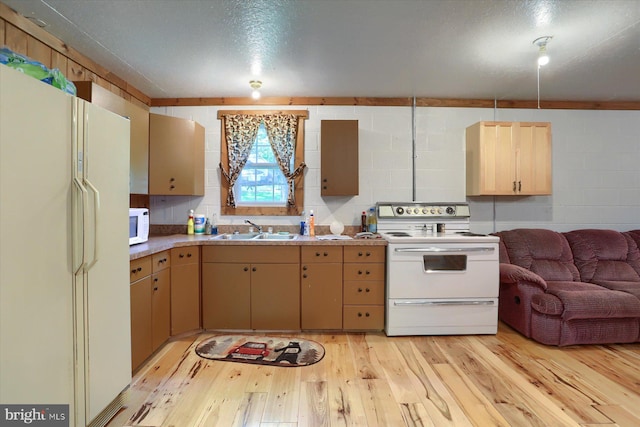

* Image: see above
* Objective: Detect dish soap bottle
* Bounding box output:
[309,209,315,236]
[211,213,218,235]
[187,209,194,235]
[367,207,377,233]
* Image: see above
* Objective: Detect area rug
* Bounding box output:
[195,334,325,367]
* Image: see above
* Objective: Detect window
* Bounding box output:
[234,123,289,206]
[217,110,309,216]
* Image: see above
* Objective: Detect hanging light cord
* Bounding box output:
[537,65,541,109]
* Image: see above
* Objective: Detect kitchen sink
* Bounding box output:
[211,233,298,241]
[211,233,259,240]
[253,233,298,240]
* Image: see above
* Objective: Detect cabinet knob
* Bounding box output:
[170,177,175,182]
[365,270,370,275]
[358,270,363,275]
[303,274,307,278]
[366,252,371,257]
[154,278,158,282]
[513,181,517,192]
[179,253,184,258]
[170,185,175,190]
[153,287,158,291]
[303,266,308,271]
[252,267,257,272]
[243,267,249,272]
[323,186,327,190]
[365,312,370,317]
[358,288,362,292]
[358,312,362,317]
[187,253,192,257]
[323,178,327,183]
[366,288,370,292]
[324,252,328,257]
[358,252,363,256]
[518,181,522,192]
[315,252,321,257]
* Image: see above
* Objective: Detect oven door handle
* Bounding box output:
[393,300,495,306]
[394,247,495,253]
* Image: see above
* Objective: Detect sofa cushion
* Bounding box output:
[592,280,640,300]
[564,229,640,283]
[544,281,640,321]
[494,229,580,282]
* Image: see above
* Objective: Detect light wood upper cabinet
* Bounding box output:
[466,121,552,196]
[75,81,150,194]
[321,120,359,196]
[149,113,204,196]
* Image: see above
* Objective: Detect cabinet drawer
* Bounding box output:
[344,246,385,263]
[152,250,171,272]
[344,280,384,305]
[343,263,385,281]
[130,256,152,283]
[301,246,343,263]
[343,305,384,330]
[171,246,200,266]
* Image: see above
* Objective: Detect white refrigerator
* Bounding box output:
[0,65,131,426]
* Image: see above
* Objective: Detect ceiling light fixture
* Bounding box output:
[533,36,553,67]
[250,80,262,100]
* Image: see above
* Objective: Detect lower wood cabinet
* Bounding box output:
[342,246,385,330]
[129,250,171,371]
[301,246,343,329]
[202,246,300,330]
[170,246,200,335]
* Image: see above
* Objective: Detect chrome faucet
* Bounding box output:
[244,219,262,233]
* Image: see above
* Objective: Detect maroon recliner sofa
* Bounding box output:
[494,228,640,346]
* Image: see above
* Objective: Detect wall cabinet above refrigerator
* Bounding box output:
[149,113,205,196]
[75,81,150,195]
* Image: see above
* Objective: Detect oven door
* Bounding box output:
[386,243,498,299]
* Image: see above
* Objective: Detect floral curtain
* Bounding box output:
[262,114,306,207]
[219,115,262,207]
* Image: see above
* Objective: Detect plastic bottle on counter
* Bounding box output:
[309,209,315,236]
[211,213,218,235]
[187,210,194,235]
[367,207,377,233]
[300,210,306,235]
[360,211,367,232]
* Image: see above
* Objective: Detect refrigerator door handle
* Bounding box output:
[85,179,100,271]
[73,177,89,274]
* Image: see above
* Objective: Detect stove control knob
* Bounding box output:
[446,206,455,215]
[430,208,436,214]
[422,208,428,214]
[437,208,443,214]
[396,207,404,215]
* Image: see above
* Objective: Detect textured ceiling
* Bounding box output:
[3,0,640,101]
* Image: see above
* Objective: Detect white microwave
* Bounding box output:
[129,208,149,245]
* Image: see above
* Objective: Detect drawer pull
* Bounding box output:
[366,288,370,292]
[179,253,184,258]
[252,267,257,272]
[243,267,249,272]
[358,252,363,256]
[315,252,321,257]
[324,252,328,257]
[153,287,158,291]
[358,288,362,292]
[366,252,371,256]
[303,274,307,278]
[303,266,308,271]
[187,253,192,257]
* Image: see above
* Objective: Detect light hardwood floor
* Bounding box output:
[108,322,640,426]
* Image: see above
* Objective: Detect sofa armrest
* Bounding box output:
[500,263,548,291]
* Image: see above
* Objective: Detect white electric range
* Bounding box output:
[376,202,500,336]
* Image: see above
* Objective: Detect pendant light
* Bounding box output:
[250,80,262,99]
[533,36,553,68]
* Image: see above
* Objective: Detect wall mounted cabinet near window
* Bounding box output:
[466,121,552,196]
[321,120,359,196]
[149,113,205,196]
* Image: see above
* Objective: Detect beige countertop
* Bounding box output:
[130,233,387,260]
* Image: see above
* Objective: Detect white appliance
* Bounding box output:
[376,202,500,336]
[0,66,131,426]
[129,208,149,245]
